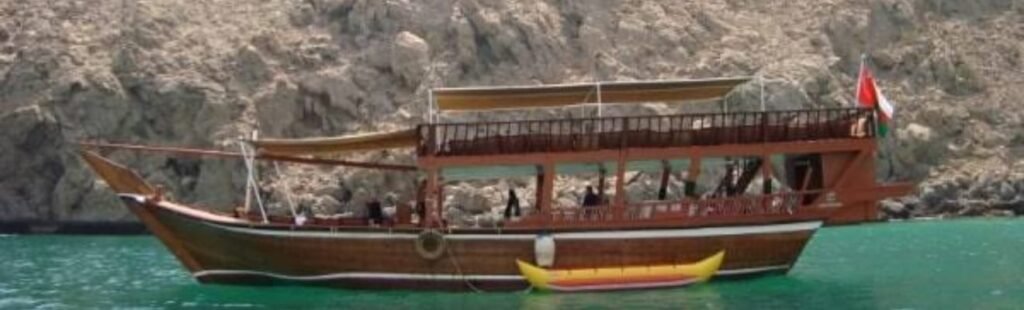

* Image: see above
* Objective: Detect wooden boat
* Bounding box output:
[516,251,724,292]
[79,77,914,291]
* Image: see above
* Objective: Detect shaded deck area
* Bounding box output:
[418,108,876,157]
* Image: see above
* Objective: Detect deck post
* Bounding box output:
[424,168,442,227]
[539,163,555,212]
[437,179,445,225]
[614,156,627,208]
[762,155,773,194]
[598,165,607,202]
[535,168,544,212]
[685,157,702,198]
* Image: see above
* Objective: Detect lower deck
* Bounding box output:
[125,194,821,291]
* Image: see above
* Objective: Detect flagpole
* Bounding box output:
[864,19,895,179]
[861,53,898,180]
[856,54,865,107]
[862,54,880,136]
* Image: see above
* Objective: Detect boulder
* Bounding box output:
[880,199,910,219]
[956,199,989,217]
[390,31,430,87]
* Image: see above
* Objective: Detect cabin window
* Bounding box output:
[784,154,824,204]
[439,177,538,227]
[551,163,617,209]
[613,159,691,203]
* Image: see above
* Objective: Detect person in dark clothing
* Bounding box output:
[504,189,521,219]
[367,199,384,226]
[415,201,427,225]
[582,186,599,207]
[414,179,427,226]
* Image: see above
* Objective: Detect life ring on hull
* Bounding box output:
[415,229,447,260]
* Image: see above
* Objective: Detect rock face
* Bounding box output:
[1,0,1023,223]
[391,31,430,87]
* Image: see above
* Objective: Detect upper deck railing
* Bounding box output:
[417,107,875,157]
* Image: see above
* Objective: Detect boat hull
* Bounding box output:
[121,195,819,291]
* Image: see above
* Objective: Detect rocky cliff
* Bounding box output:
[2,0,1023,224]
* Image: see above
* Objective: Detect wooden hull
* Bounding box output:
[119,194,820,291]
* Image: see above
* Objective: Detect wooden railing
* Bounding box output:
[547,191,813,224]
[418,107,875,156]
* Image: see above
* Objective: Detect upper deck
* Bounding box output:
[248,78,879,163]
[416,107,876,157]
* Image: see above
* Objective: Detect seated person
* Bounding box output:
[849,115,868,137]
[294,204,311,226]
[414,201,427,225]
[580,186,601,219]
[367,199,384,226]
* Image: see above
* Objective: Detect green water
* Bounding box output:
[2,219,1023,309]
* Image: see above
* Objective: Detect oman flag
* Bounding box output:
[856,62,895,137]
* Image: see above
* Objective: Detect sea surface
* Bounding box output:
[1,218,1023,309]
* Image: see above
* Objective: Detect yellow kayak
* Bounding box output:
[516,251,724,292]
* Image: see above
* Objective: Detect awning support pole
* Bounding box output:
[762,154,773,195]
[613,155,627,208]
[760,73,767,112]
[428,89,435,124]
[539,163,555,212]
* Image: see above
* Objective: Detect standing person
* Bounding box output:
[581,185,600,220]
[582,186,599,207]
[504,189,521,219]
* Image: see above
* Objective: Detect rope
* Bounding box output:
[240,143,268,223]
[273,162,299,218]
[442,228,535,294]
[442,232,485,293]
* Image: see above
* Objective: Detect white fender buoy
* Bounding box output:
[534,234,556,267]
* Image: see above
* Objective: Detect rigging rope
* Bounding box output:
[273,161,299,218]
[240,143,269,223]
[441,228,534,294]
[442,228,485,293]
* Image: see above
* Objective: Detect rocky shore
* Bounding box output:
[2,0,1023,226]
[882,160,1024,219]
